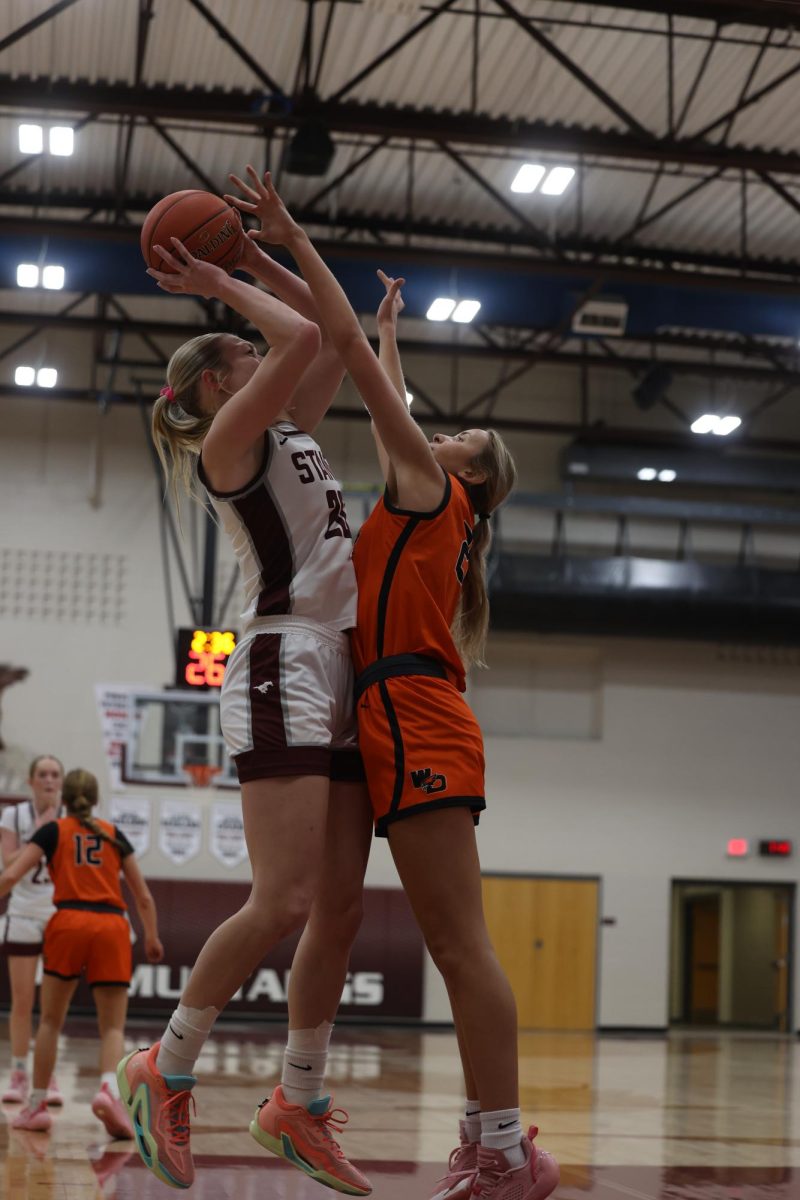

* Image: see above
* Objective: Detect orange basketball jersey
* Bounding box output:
[30,816,132,911]
[351,473,476,687]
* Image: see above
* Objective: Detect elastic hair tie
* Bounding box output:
[478,511,491,522]
[160,385,176,403]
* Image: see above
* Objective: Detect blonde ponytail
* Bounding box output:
[152,332,230,509]
[62,768,126,853]
[453,430,517,668]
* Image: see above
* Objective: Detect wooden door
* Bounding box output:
[773,890,791,1033]
[686,895,719,1023]
[481,876,598,1030]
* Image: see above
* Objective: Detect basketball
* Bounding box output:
[140,190,244,274]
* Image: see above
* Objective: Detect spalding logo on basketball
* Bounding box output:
[193,218,241,263]
[140,190,244,275]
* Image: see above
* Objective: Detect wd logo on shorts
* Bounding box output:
[410,767,447,794]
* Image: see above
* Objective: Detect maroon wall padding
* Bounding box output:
[0,878,425,1021]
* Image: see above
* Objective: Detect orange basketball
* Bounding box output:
[141,190,244,274]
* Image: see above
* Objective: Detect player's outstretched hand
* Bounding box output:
[377,269,405,330]
[147,237,228,298]
[225,166,298,247]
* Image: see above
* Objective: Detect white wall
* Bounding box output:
[2,396,799,1030]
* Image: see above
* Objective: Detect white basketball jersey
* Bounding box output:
[0,801,55,922]
[199,422,357,633]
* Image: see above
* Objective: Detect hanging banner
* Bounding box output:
[109,794,151,857]
[158,798,203,866]
[94,685,145,790]
[210,801,247,868]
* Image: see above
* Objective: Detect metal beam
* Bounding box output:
[6,77,800,176]
[183,0,287,100]
[540,0,800,28]
[5,210,800,295]
[328,0,461,102]
[0,0,83,54]
[3,384,797,453]
[489,0,652,139]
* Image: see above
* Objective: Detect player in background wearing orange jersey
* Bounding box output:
[226,167,559,1200]
[1,755,64,1106]
[0,768,163,1138]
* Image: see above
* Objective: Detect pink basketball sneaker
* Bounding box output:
[2,1068,29,1104]
[117,1043,196,1189]
[428,1121,479,1199]
[46,1075,64,1106]
[470,1127,559,1200]
[92,1082,135,1139]
[251,1084,372,1195]
[11,1100,52,1132]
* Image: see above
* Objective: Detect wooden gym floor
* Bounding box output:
[1,1019,797,1198]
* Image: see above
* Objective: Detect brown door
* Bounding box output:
[774,890,791,1033]
[481,876,598,1030]
[686,895,720,1023]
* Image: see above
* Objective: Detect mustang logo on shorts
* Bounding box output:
[253,681,274,693]
[410,767,447,794]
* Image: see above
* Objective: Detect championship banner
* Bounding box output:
[209,801,247,868]
[158,799,203,866]
[108,793,151,857]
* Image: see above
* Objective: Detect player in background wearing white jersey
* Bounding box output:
[118,232,372,1195]
[1,754,64,1106]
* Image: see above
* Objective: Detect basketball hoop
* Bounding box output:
[183,763,222,789]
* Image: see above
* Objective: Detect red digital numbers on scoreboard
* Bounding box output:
[175,628,236,690]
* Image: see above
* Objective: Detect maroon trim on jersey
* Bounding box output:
[232,469,294,618]
[248,632,287,751]
[0,940,42,957]
[198,435,269,500]
[234,747,332,782]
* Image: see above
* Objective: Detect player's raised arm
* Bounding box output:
[147,240,320,481]
[228,167,444,511]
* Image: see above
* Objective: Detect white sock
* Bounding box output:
[464,1099,481,1144]
[101,1071,120,1097]
[30,1087,47,1108]
[12,1057,27,1073]
[281,1022,333,1106]
[481,1107,526,1168]
[156,1003,219,1078]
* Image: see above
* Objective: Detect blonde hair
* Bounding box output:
[453,429,517,668]
[62,768,126,852]
[151,332,231,507]
[28,754,64,781]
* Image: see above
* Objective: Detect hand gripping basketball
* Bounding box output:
[146,238,228,298]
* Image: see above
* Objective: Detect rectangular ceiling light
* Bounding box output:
[14,366,36,386]
[691,414,719,434]
[713,415,742,436]
[510,164,546,194]
[37,367,58,388]
[426,297,456,321]
[16,263,39,288]
[541,166,576,195]
[452,300,481,323]
[42,265,65,290]
[18,124,43,153]
[49,126,74,156]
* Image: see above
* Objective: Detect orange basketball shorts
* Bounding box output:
[357,674,485,837]
[43,909,132,987]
